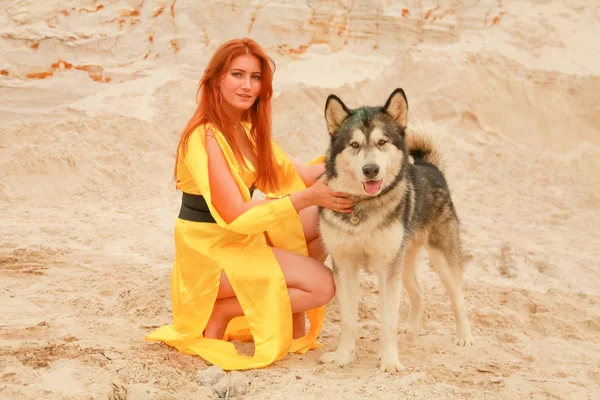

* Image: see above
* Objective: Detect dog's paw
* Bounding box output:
[455,334,474,347]
[378,354,405,373]
[454,320,474,346]
[455,327,474,346]
[319,350,356,367]
[319,351,338,365]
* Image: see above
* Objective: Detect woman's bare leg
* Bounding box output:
[261,232,310,338]
[292,206,328,335]
[204,205,332,340]
[204,247,334,340]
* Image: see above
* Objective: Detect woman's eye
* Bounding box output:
[378,139,387,146]
[252,75,261,80]
[350,142,359,149]
[232,72,242,77]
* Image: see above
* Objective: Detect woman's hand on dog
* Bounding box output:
[309,177,354,213]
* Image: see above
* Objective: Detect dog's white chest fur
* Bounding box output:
[320,213,405,268]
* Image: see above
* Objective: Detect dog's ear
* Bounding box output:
[382,88,408,128]
[325,95,350,135]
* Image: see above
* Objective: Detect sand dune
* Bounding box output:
[1,1,599,399]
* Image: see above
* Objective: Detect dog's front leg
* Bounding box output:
[377,255,406,373]
[319,257,360,367]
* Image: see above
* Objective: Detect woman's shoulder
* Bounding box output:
[191,122,221,138]
[188,123,237,161]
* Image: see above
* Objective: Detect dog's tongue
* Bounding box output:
[363,180,382,195]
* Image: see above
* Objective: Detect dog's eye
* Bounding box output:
[350,142,360,149]
[378,139,388,146]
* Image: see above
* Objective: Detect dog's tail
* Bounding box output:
[405,122,445,172]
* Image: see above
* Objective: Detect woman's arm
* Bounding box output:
[285,152,325,187]
[207,130,317,224]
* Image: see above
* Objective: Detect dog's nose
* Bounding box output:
[362,164,380,179]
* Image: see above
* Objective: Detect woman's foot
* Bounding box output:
[293,312,306,339]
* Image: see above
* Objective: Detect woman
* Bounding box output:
[147,38,354,370]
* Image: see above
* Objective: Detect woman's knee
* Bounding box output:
[314,266,335,306]
[273,248,335,304]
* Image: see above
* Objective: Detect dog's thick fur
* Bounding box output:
[318,88,473,373]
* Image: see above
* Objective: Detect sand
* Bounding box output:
[1,1,599,399]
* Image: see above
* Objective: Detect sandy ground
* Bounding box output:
[1,1,599,399]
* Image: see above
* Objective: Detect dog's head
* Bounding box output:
[324,88,409,197]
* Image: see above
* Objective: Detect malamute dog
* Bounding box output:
[318,88,473,373]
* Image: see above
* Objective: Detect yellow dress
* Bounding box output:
[146,122,327,370]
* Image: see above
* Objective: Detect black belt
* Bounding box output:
[178,187,254,223]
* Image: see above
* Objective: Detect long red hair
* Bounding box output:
[174,38,280,192]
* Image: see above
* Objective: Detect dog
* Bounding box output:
[317,88,474,373]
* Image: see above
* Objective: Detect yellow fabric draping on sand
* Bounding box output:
[146,122,327,370]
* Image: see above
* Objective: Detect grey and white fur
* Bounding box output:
[318,88,474,373]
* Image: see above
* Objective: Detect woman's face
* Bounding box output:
[219,53,262,119]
